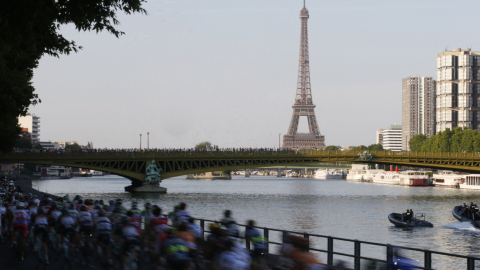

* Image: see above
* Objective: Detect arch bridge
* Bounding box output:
[1,150,480,192]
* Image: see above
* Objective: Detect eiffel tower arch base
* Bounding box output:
[282,134,325,150]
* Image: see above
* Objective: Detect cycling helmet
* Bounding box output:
[224,210,231,217]
[109,200,115,206]
[99,200,104,205]
[145,203,151,209]
[33,195,37,199]
[68,204,75,210]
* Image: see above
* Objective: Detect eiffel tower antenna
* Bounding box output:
[282,2,325,150]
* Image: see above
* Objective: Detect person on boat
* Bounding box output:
[470,202,476,220]
[403,210,411,223]
[462,203,469,218]
[410,209,414,222]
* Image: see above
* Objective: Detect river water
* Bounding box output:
[33,175,480,269]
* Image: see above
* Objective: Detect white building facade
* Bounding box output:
[18,114,40,144]
[436,48,480,132]
[382,125,402,151]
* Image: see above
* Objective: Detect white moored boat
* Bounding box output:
[459,174,480,190]
[432,171,465,188]
[399,171,430,186]
[314,169,343,180]
[363,169,386,182]
[346,164,369,182]
[372,171,400,185]
[92,171,104,177]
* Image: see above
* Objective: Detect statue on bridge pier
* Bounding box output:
[145,160,163,184]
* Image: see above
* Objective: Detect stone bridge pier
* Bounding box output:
[124,178,167,193]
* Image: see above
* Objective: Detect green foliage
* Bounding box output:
[33,143,43,150]
[352,145,367,151]
[410,128,480,153]
[367,144,383,151]
[65,143,82,150]
[409,134,427,151]
[195,141,213,150]
[15,137,33,149]
[0,0,147,152]
[324,145,339,151]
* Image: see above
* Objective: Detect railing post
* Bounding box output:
[303,233,310,251]
[354,240,361,270]
[424,250,432,270]
[386,244,393,269]
[467,258,475,270]
[263,227,269,254]
[200,219,205,239]
[327,236,334,266]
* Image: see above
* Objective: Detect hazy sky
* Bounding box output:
[31,0,480,149]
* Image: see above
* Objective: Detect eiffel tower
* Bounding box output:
[282,1,325,150]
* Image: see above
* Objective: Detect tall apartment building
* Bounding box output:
[436,48,480,132]
[382,125,402,151]
[402,77,436,151]
[18,114,40,144]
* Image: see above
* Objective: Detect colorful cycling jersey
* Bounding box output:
[142,209,153,225]
[42,204,52,212]
[95,216,112,232]
[175,210,191,224]
[130,208,142,219]
[50,209,62,221]
[13,209,30,225]
[122,224,140,238]
[77,211,94,227]
[68,209,79,219]
[112,212,127,229]
[150,215,168,233]
[33,199,40,205]
[35,214,48,228]
[60,214,76,229]
[28,205,39,216]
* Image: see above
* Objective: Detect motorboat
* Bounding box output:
[452,206,480,227]
[372,171,400,185]
[346,164,368,182]
[399,171,430,186]
[388,212,433,227]
[432,171,464,188]
[314,169,343,180]
[363,169,385,182]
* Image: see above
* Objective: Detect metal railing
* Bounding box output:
[195,218,478,270]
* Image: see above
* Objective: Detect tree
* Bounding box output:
[0,1,147,152]
[353,145,367,151]
[324,145,339,151]
[195,141,213,150]
[367,144,383,151]
[409,134,426,151]
[15,137,33,149]
[65,143,82,150]
[34,143,43,150]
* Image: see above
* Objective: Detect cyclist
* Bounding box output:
[121,216,141,268]
[58,208,77,253]
[163,228,191,270]
[216,239,251,270]
[175,202,191,225]
[12,202,30,259]
[221,210,239,237]
[67,203,79,219]
[77,205,94,246]
[95,210,113,265]
[129,202,142,219]
[111,202,127,244]
[245,220,268,264]
[289,236,324,270]
[32,195,40,206]
[34,207,50,264]
[148,206,168,267]
[5,196,15,234]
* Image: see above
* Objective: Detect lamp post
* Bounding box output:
[279,133,281,149]
[147,132,150,149]
[140,134,142,149]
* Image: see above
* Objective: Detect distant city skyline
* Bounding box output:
[30,0,480,149]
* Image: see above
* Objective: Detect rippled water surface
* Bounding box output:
[33,175,480,268]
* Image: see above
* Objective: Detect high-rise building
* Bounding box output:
[402,77,436,151]
[436,48,480,132]
[282,2,325,150]
[376,129,384,145]
[18,114,40,144]
[382,125,402,151]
